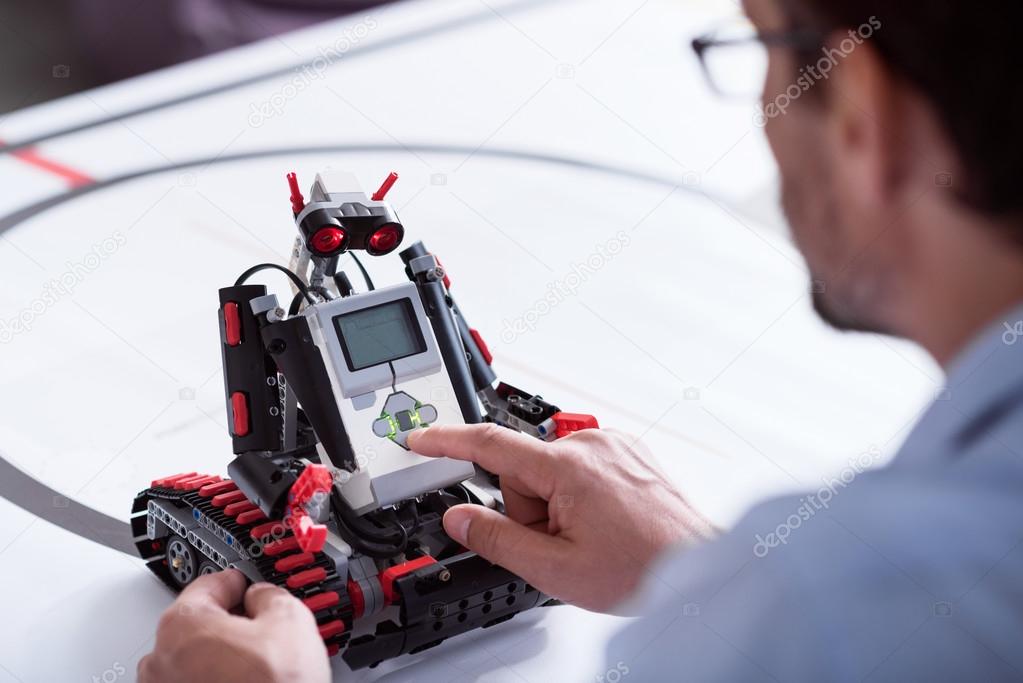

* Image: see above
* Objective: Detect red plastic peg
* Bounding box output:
[371,172,399,201]
[287,172,305,214]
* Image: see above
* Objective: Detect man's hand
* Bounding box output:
[138,570,330,683]
[407,424,715,613]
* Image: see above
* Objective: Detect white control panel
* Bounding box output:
[303,282,474,514]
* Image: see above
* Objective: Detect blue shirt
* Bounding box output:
[606,308,1023,681]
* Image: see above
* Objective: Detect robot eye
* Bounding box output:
[310,225,348,256]
[367,223,403,256]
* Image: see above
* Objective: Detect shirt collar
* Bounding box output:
[892,301,1023,468]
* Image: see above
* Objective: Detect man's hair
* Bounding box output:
[782,0,1022,217]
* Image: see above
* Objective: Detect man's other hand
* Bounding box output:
[138,570,330,683]
[407,424,715,613]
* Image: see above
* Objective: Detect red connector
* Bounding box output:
[264,537,300,556]
[287,567,327,589]
[287,172,305,215]
[552,412,600,439]
[275,552,314,573]
[285,464,333,553]
[347,579,366,618]
[380,556,437,604]
[230,392,250,437]
[371,171,399,201]
[151,472,197,488]
[223,302,242,346]
[212,489,247,508]
[175,474,220,491]
[318,620,346,639]
[303,591,340,612]
[224,500,257,517]
[198,480,237,498]
[469,328,493,365]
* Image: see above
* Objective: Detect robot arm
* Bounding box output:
[398,240,599,442]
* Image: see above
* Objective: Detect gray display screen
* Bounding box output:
[333,298,427,371]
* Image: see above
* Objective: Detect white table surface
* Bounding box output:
[0,0,942,680]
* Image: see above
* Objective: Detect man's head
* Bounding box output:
[744,0,1023,356]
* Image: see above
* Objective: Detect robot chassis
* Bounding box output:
[131,170,599,670]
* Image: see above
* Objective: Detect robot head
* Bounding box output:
[288,171,405,259]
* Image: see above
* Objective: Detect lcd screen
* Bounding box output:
[333,298,427,371]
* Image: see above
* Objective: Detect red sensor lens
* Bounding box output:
[310,226,347,255]
[367,224,402,255]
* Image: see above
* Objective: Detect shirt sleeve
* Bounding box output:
[601,485,940,683]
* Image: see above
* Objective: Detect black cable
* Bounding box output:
[331,490,407,544]
[325,254,340,278]
[333,271,355,297]
[349,253,375,291]
[287,287,333,317]
[406,501,422,536]
[337,501,400,541]
[355,508,408,544]
[235,263,315,304]
[336,519,407,559]
[311,285,334,301]
[288,291,305,317]
[443,485,473,506]
[386,509,411,545]
[331,491,408,558]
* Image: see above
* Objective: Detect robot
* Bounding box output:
[131,170,599,670]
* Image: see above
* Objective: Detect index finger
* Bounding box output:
[407,424,556,497]
[177,568,248,613]
[244,582,313,622]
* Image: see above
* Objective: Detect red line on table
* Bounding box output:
[1,138,93,187]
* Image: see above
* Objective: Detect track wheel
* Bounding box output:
[198,560,221,577]
[166,534,199,588]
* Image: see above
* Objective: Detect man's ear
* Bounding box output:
[823,33,904,209]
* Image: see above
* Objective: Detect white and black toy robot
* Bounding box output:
[132,170,599,669]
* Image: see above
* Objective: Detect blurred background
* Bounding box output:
[0,0,391,112]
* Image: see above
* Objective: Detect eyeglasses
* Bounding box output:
[691,20,823,99]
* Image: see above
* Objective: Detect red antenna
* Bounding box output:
[371,171,399,201]
[287,172,305,214]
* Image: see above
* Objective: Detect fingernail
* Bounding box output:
[444,507,472,545]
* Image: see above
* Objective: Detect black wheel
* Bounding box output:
[198,560,220,577]
[166,534,199,588]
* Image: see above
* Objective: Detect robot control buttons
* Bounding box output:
[372,391,439,449]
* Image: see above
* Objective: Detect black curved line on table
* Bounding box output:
[0,142,696,235]
[0,457,137,554]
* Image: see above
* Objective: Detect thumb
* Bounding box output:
[443,504,567,588]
